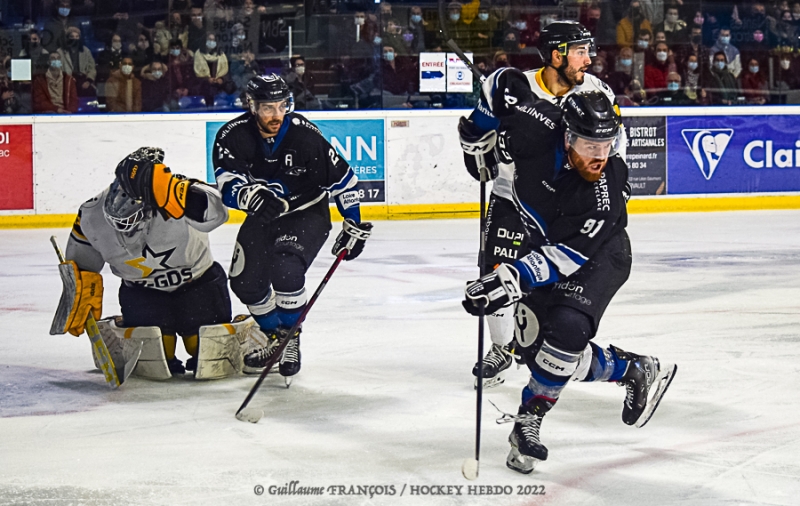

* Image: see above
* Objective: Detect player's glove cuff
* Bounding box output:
[462,263,523,316]
[459,117,499,182]
[332,219,373,261]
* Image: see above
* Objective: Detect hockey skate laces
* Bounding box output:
[489,400,541,425]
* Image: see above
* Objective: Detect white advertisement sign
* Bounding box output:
[446,52,473,93]
[419,53,446,92]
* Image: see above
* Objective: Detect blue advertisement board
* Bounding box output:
[667,115,800,194]
[205,117,385,203]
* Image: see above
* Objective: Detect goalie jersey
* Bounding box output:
[66,185,228,292]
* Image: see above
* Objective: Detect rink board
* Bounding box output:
[3,106,800,226]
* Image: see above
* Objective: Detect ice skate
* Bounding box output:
[166,357,185,376]
[473,342,515,389]
[613,345,677,428]
[242,330,281,375]
[506,405,548,474]
[279,329,301,386]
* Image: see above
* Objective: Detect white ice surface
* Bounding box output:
[2,212,800,506]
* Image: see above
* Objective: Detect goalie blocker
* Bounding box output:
[95,315,268,380]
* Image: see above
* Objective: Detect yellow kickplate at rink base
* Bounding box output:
[3,195,800,229]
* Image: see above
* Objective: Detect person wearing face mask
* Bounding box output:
[282,56,321,110]
[655,71,694,104]
[709,28,742,78]
[97,33,126,82]
[617,0,653,47]
[57,26,97,98]
[19,30,51,76]
[130,33,155,71]
[43,0,79,53]
[377,45,414,106]
[708,51,740,104]
[168,12,190,51]
[606,46,634,95]
[644,41,672,91]
[654,5,688,45]
[439,2,471,50]
[739,29,769,66]
[407,5,428,53]
[106,57,142,112]
[193,33,228,106]
[141,60,171,112]
[681,54,702,100]
[471,3,496,52]
[741,58,769,104]
[166,39,193,106]
[589,54,610,80]
[188,7,208,53]
[677,24,711,70]
[32,53,78,113]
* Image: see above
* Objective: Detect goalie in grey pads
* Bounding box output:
[51,147,234,377]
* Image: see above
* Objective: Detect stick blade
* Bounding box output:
[462,458,479,480]
[235,407,264,424]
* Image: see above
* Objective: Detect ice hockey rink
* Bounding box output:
[1,210,800,506]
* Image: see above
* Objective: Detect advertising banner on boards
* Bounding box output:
[622,116,667,196]
[206,118,386,203]
[667,115,800,194]
[0,125,34,210]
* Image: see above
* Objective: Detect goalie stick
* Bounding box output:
[235,249,348,423]
[50,236,140,388]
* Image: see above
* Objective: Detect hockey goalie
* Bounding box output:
[50,147,271,381]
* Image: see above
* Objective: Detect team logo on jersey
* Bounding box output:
[681,129,734,180]
[125,245,176,277]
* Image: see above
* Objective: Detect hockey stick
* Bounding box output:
[235,249,348,423]
[50,236,121,388]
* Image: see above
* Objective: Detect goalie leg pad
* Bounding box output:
[195,316,256,380]
[98,320,171,380]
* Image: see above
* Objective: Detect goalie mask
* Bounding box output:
[104,179,149,234]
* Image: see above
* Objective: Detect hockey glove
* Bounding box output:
[115,156,194,220]
[237,183,289,223]
[462,263,523,316]
[459,116,499,182]
[332,219,373,260]
[50,260,103,337]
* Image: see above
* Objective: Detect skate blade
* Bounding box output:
[635,363,677,428]
[474,375,505,390]
[284,376,292,388]
[462,458,479,480]
[235,407,264,424]
[506,447,538,474]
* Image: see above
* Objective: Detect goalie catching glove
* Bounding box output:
[115,155,194,220]
[463,263,523,316]
[332,219,373,260]
[50,261,103,336]
[459,116,499,182]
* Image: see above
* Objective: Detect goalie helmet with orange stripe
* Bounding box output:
[104,147,165,233]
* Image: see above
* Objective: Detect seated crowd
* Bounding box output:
[2,0,800,113]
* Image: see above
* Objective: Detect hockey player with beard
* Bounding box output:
[458,21,625,388]
[213,74,372,384]
[462,82,676,474]
[52,147,233,376]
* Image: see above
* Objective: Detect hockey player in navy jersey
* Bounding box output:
[459,21,625,388]
[213,74,372,382]
[462,82,676,474]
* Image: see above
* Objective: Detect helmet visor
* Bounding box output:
[562,39,597,58]
[253,99,289,116]
[566,131,621,159]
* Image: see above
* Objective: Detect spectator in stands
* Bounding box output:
[655,4,688,45]
[678,24,711,68]
[656,71,694,104]
[169,12,190,50]
[739,29,770,64]
[152,21,172,57]
[0,70,25,114]
[229,49,258,95]
[379,45,414,107]
[282,56,320,110]
[741,57,769,104]
[708,51,739,104]
[493,50,509,69]
[710,28,742,77]
[769,10,797,47]
[97,33,126,83]
[681,53,702,101]
[640,0,664,25]
[775,48,800,97]
[106,57,141,112]
[32,52,78,113]
[654,30,667,45]
[734,3,768,51]
[607,46,634,95]
[407,5,428,53]
[589,54,610,81]
[471,3,496,54]
[193,32,228,104]
[140,60,170,112]
[130,33,155,71]
[502,29,520,54]
[635,28,654,54]
[58,27,97,98]
[42,0,79,53]
[188,6,208,53]
[645,41,671,91]
[440,2,471,51]
[19,30,50,76]
[618,0,653,47]
[383,19,408,56]
[212,79,242,110]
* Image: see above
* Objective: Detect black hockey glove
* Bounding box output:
[459,116,499,182]
[332,219,373,260]
[485,68,534,118]
[237,183,288,223]
[462,263,524,316]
